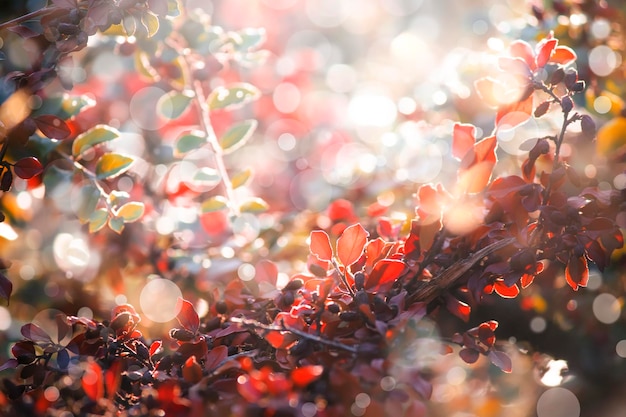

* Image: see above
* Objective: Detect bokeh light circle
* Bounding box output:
[592,293,621,324]
[536,387,580,417]
[32,308,73,348]
[139,277,183,323]
[588,45,620,77]
[0,306,11,331]
[615,340,626,358]
[129,86,168,130]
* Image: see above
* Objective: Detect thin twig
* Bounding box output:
[331,258,355,296]
[230,317,358,353]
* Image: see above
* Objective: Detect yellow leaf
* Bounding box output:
[596,117,626,156]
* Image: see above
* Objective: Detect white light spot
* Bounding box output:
[537,387,580,417]
[140,277,183,323]
[326,64,357,93]
[277,133,297,151]
[591,18,611,40]
[446,366,467,385]
[273,82,301,114]
[77,307,93,320]
[348,93,397,127]
[129,86,168,131]
[530,316,547,333]
[593,293,621,324]
[614,173,626,190]
[354,393,370,408]
[586,271,602,290]
[238,263,256,281]
[589,45,620,77]
[0,306,11,331]
[616,340,626,358]
[380,376,396,391]
[593,96,612,114]
[115,294,128,305]
[540,360,568,386]
[397,97,417,115]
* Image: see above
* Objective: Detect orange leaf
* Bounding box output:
[452,123,476,160]
[182,356,203,384]
[365,259,405,292]
[105,360,122,401]
[474,77,505,108]
[493,281,520,298]
[310,230,333,261]
[551,46,577,66]
[336,223,369,266]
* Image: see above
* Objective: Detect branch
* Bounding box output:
[230,317,358,354]
[408,237,517,304]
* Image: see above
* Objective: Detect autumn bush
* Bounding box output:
[0,1,625,417]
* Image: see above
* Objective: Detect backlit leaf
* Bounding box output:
[365,259,405,292]
[72,125,120,158]
[158,90,194,120]
[239,197,269,213]
[95,153,134,180]
[141,11,160,38]
[565,254,589,291]
[61,94,95,118]
[452,123,476,160]
[310,230,333,262]
[495,95,533,129]
[82,360,104,401]
[220,119,257,153]
[551,46,577,66]
[108,216,125,234]
[201,196,229,213]
[174,131,206,156]
[192,168,221,187]
[488,350,512,373]
[115,202,145,223]
[292,365,324,388]
[231,168,252,189]
[76,184,101,224]
[34,115,71,139]
[336,223,369,267]
[176,298,200,333]
[207,83,260,111]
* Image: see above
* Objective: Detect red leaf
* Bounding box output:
[205,345,228,371]
[13,157,43,180]
[445,295,471,322]
[176,298,200,334]
[565,254,589,291]
[292,365,324,388]
[310,230,333,261]
[182,355,203,384]
[104,360,122,401]
[459,348,480,364]
[149,340,163,357]
[495,95,533,129]
[255,259,278,285]
[493,280,520,298]
[82,360,104,401]
[488,350,512,373]
[0,272,12,303]
[364,237,387,268]
[452,123,476,160]
[327,199,356,222]
[365,259,405,293]
[536,38,557,68]
[404,221,421,260]
[551,46,577,66]
[336,223,369,267]
[34,115,71,139]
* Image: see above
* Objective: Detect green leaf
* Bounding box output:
[192,168,221,187]
[107,190,130,206]
[220,120,257,153]
[72,125,120,158]
[174,130,206,156]
[89,208,109,233]
[108,216,125,234]
[76,184,101,224]
[201,196,229,213]
[141,12,160,38]
[95,153,134,180]
[61,94,95,118]
[167,0,181,17]
[239,197,269,213]
[231,168,252,189]
[207,83,260,111]
[157,90,194,120]
[115,202,145,223]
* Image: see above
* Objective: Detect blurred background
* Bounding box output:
[1,1,626,416]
